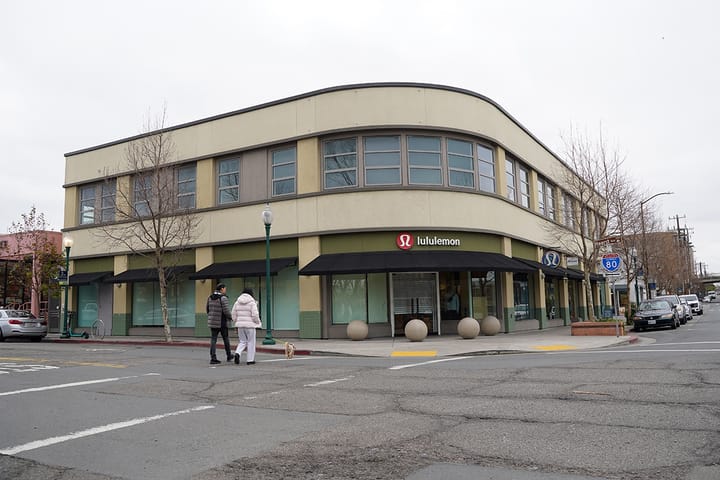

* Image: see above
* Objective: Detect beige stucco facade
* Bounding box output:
[63,83,607,338]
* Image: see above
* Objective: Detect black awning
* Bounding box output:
[105,265,194,283]
[188,257,297,280]
[299,251,535,276]
[69,271,113,286]
[589,272,606,282]
[563,268,585,280]
[515,258,585,280]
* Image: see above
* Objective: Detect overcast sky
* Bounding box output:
[2,0,718,274]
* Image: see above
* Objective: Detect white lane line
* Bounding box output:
[304,376,353,387]
[651,341,720,346]
[0,405,214,455]
[389,356,472,370]
[0,373,160,397]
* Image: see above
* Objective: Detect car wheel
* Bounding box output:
[671,318,678,329]
[0,330,4,342]
[30,336,42,342]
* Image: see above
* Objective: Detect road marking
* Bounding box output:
[389,356,471,370]
[0,363,60,374]
[651,341,720,346]
[0,373,160,397]
[548,349,720,355]
[533,344,577,351]
[0,357,126,369]
[391,351,437,357]
[0,405,214,455]
[304,376,353,387]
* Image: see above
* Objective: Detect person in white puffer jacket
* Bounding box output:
[231,288,262,365]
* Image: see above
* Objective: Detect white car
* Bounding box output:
[680,294,702,315]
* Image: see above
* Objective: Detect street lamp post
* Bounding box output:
[640,191,673,299]
[60,236,73,338]
[262,204,275,345]
[633,252,640,306]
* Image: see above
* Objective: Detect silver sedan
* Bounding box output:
[0,309,48,341]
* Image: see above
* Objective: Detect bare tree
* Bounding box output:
[95,107,200,342]
[7,206,63,317]
[545,126,625,321]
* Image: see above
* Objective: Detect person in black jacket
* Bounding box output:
[206,283,233,364]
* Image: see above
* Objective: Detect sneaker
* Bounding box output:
[210,359,221,365]
[247,361,255,365]
[234,353,240,365]
[226,355,233,362]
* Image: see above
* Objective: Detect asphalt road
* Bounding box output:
[1,302,719,480]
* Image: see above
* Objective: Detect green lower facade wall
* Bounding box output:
[536,307,547,329]
[299,311,322,339]
[111,313,131,336]
[559,307,570,325]
[195,314,210,337]
[578,306,588,320]
[503,307,515,333]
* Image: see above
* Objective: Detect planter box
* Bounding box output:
[571,321,625,336]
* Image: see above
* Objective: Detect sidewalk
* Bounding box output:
[46,326,638,358]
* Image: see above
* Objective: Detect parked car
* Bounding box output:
[680,294,703,315]
[0,309,48,341]
[632,299,680,331]
[654,295,689,325]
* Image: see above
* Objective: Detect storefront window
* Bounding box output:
[132,276,195,327]
[513,273,532,320]
[77,285,98,327]
[471,271,496,319]
[332,274,367,324]
[545,278,558,320]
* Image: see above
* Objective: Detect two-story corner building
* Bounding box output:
[62,83,608,339]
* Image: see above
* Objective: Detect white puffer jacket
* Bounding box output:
[231,293,261,329]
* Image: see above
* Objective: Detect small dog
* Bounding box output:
[283,341,296,359]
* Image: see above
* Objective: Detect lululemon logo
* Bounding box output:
[396,233,414,250]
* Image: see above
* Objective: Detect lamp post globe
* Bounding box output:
[262,204,275,345]
[61,236,73,338]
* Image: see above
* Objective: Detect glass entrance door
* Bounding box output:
[391,272,438,336]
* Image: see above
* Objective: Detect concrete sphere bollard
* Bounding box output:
[404,319,428,342]
[480,315,502,336]
[346,320,368,341]
[457,316,480,339]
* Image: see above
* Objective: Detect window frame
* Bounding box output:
[363,135,401,186]
[176,164,196,210]
[217,157,240,205]
[271,146,297,196]
[407,135,442,186]
[323,138,358,189]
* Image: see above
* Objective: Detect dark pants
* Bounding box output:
[210,325,231,360]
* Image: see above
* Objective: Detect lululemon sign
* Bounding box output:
[396,233,414,250]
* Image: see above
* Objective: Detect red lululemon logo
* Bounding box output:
[396,233,414,250]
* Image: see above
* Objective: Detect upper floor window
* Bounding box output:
[563,193,576,230]
[447,139,474,188]
[546,184,556,220]
[218,158,239,204]
[408,136,442,185]
[80,180,116,225]
[133,174,152,216]
[176,164,196,210]
[537,179,546,215]
[272,147,296,196]
[518,166,529,208]
[364,136,401,185]
[477,144,495,193]
[505,158,516,201]
[324,138,357,189]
